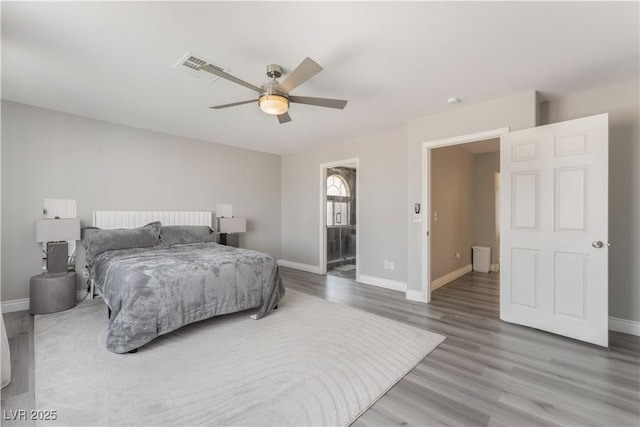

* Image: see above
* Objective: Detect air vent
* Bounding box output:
[173,51,227,82]
[182,55,206,70]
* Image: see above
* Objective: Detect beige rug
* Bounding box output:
[35,289,445,426]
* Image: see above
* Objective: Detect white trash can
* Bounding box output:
[471,245,491,273]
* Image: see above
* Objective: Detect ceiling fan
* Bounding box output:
[199,57,347,124]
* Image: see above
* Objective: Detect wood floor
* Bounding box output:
[2,268,639,426]
[283,269,639,426]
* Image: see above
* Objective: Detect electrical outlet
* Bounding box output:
[384,260,389,269]
[389,261,394,270]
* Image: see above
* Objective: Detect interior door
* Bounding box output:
[500,113,608,347]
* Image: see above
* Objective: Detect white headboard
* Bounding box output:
[92,211,213,229]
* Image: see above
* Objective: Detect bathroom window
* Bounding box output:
[327,174,351,226]
[327,175,350,197]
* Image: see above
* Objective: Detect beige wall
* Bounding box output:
[430,145,474,279]
[281,126,407,282]
[540,78,640,322]
[473,151,500,265]
[1,101,282,302]
[407,91,538,296]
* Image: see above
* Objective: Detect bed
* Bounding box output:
[84,211,285,354]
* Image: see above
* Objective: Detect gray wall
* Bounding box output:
[540,78,640,322]
[281,125,407,282]
[281,90,538,293]
[473,151,500,265]
[4,80,637,325]
[1,101,282,301]
[407,91,538,295]
[430,145,475,279]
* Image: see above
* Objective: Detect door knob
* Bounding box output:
[592,240,604,248]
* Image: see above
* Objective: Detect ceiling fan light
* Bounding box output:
[259,95,289,115]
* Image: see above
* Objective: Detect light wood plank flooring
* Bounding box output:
[1,269,639,426]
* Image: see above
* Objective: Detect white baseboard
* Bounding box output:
[277,260,322,275]
[1,298,29,313]
[431,264,473,291]
[609,317,640,336]
[357,274,407,292]
[406,289,428,303]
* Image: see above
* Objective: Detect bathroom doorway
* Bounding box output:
[429,139,501,296]
[320,159,358,280]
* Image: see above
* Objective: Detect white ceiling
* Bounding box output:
[2,2,638,155]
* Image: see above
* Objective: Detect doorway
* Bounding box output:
[429,139,501,306]
[421,114,609,347]
[421,128,509,303]
[320,159,359,279]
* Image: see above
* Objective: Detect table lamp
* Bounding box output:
[36,218,80,274]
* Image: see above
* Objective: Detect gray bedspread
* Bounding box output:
[91,242,285,353]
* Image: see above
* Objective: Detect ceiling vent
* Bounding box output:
[173,51,227,82]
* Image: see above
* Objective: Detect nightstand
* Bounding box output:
[29,272,76,314]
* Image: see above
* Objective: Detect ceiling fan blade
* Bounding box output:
[277,112,292,124]
[199,64,263,93]
[289,95,348,110]
[279,57,323,93]
[209,99,256,109]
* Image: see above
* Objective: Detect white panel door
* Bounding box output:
[500,114,608,346]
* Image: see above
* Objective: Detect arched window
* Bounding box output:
[327,175,350,197]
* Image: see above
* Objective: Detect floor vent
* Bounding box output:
[174,51,226,81]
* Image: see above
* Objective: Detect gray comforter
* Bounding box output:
[91,242,285,353]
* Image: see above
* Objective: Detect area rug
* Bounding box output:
[35,289,445,426]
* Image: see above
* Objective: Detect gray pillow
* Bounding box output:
[83,221,162,266]
[160,225,217,246]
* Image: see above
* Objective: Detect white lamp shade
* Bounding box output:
[215,204,233,218]
[218,217,246,234]
[36,218,80,243]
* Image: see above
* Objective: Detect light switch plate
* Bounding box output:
[413,214,422,222]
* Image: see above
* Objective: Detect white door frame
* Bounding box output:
[319,158,360,279]
[421,128,509,302]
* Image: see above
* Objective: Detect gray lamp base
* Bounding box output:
[47,241,68,274]
[219,233,239,248]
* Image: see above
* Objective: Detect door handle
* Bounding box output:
[592,240,604,248]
